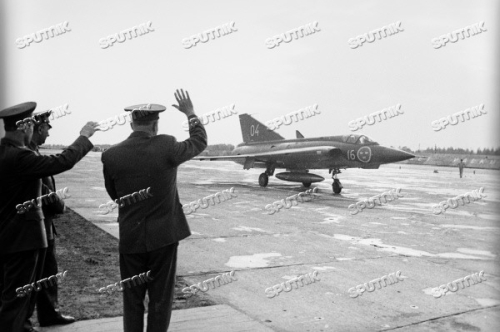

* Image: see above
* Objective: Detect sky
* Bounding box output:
[1,0,498,151]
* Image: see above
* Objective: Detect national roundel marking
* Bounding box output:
[357,147,372,163]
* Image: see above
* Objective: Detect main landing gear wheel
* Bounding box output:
[259,173,269,187]
[302,182,311,188]
[332,179,342,194]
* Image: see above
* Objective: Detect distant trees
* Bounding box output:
[418,146,500,156]
[40,144,67,150]
[199,144,235,156]
[207,144,235,151]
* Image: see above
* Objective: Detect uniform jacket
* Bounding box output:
[0,136,93,254]
[28,142,66,241]
[101,118,207,254]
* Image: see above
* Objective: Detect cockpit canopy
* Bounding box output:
[342,134,378,145]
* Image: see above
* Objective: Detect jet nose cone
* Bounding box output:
[390,149,415,162]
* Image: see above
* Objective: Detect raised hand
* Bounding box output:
[171,89,195,117]
[80,121,101,138]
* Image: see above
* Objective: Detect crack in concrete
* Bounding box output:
[377,304,500,331]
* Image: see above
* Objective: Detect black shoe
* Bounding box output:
[39,314,76,327]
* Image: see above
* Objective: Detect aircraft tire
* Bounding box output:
[332,181,342,194]
[259,173,269,187]
[302,182,311,188]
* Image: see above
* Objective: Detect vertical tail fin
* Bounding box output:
[239,114,284,143]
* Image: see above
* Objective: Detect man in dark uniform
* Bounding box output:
[26,110,75,327]
[101,90,207,332]
[458,159,465,178]
[0,102,99,332]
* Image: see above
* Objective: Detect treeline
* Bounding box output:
[199,144,235,156]
[205,144,235,151]
[397,146,500,156]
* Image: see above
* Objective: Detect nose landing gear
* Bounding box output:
[329,168,343,194]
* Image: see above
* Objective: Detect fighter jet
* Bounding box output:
[196,114,414,193]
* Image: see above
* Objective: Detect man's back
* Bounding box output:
[102,127,206,254]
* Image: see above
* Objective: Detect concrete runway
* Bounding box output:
[49,150,500,332]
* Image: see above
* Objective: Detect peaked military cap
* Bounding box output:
[0,102,37,131]
[124,103,166,121]
[32,110,53,129]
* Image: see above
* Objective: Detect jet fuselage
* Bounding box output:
[232,134,413,171]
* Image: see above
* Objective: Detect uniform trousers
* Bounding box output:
[25,239,60,325]
[0,248,46,332]
[120,242,178,332]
